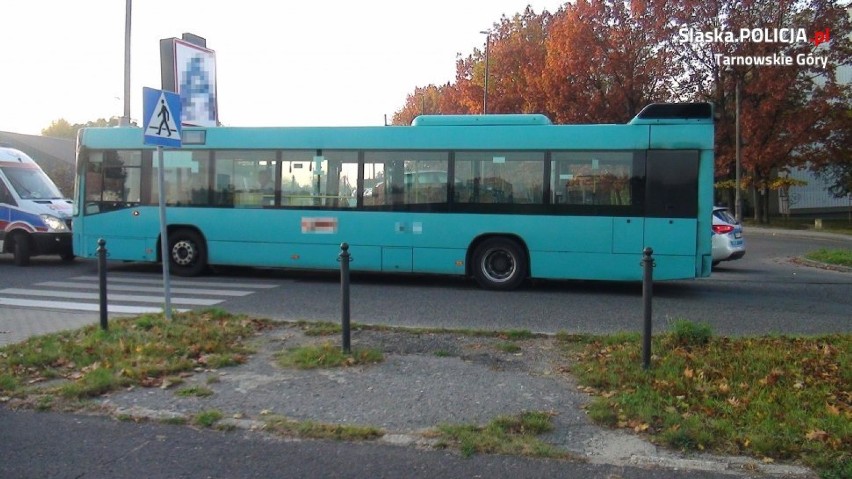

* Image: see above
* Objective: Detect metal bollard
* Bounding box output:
[97,238,108,331]
[641,247,654,369]
[339,243,351,354]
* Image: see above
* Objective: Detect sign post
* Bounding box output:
[143,87,182,320]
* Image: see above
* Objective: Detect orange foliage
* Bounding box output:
[390,0,852,207]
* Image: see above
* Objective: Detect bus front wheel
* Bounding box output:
[167,229,206,277]
[472,237,527,290]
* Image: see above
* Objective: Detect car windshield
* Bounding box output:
[1,167,64,200]
[714,208,738,224]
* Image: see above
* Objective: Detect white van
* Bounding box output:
[0,146,74,265]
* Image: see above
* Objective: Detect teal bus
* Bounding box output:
[72,102,714,290]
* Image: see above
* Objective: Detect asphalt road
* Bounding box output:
[1,227,850,336]
[0,409,740,479]
[204,228,852,336]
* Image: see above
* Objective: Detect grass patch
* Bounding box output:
[0,309,268,404]
[497,342,522,354]
[175,385,214,398]
[263,415,383,440]
[299,321,342,336]
[275,342,383,369]
[500,329,535,340]
[668,319,713,347]
[568,331,851,476]
[160,416,189,426]
[805,248,852,268]
[193,409,224,427]
[434,411,568,458]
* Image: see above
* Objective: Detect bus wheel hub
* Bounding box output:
[172,241,195,265]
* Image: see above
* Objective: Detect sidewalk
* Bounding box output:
[0,307,103,347]
[1,310,817,478]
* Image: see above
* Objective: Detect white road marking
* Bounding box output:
[0,297,187,314]
[36,282,254,296]
[0,288,221,306]
[71,276,279,289]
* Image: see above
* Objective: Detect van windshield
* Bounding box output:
[1,167,64,200]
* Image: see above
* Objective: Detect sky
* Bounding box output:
[1,0,566,135]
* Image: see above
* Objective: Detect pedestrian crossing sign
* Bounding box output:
[143,87,182,147]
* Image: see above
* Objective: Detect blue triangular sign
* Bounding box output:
[143,87,182,147]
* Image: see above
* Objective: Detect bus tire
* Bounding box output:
[167,229,206,277]
[12,232,31,267]
[472,237,527,290]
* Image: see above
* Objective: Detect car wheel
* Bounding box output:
[12,232,31,266]
[472,237,527,290]
[168,229,207,277]
[60,246,75,262]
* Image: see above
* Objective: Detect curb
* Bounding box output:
[747,227,852,242]
[790,257,852,273]
[109,406,816,478]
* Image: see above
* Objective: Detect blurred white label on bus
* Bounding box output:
[301,217,338,234]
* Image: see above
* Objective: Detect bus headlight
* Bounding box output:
[41,214,69,232]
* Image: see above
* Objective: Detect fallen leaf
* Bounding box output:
[806,429,830,442]
[634,423,650,432]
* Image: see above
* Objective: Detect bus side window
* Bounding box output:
[552,152,634,207]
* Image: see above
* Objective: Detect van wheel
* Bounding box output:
[12,232,31,266]
[472,237,527,290]
[60,248,75,262]
[168,229,206,277]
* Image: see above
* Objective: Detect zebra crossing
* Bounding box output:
[0,274,279,314]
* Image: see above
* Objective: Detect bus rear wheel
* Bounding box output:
[472,237,527,290]
[167,229,206,277]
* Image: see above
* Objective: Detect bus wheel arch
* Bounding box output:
[161,226,207,277]
[468,235,529,290]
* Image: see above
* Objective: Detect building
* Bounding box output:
[781,5,852,218]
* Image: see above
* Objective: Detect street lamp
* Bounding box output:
[480,30,491,114]
[121,0,132,126]
[734,75,742,222]
[725,65,746,222]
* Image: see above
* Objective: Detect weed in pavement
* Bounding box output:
[275,341,383,369]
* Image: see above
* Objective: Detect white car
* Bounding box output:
[711,206,745,266]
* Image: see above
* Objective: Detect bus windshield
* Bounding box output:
[1,166,64,200]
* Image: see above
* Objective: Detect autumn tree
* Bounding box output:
[811,103,852,198]
[541,0,676,123]
[668,0,852,221]
[42,117,123,139]
[392,7,553,124]
[480,7,553,115]
[389,0,852,221]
